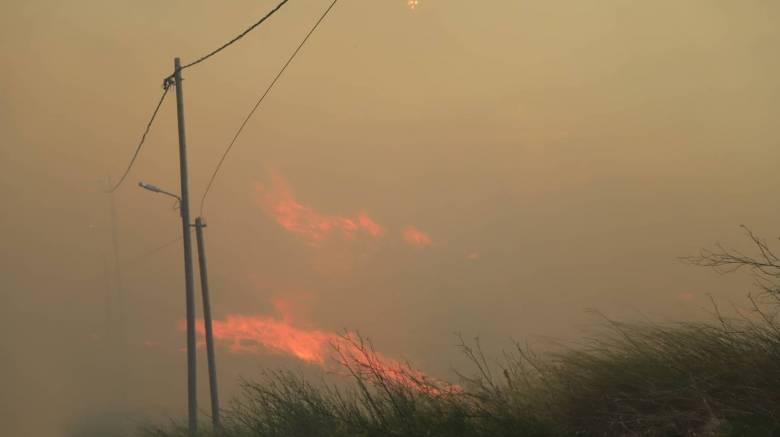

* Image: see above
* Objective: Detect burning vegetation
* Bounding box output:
[148,309,780,437]
[193,296,453,396]
[147,228,780,436]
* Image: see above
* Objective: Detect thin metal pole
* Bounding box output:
[174,57,198,436]
[106,176,128,406]
[107,176,127,352]
[195,217,222,432]
[102,256,113,338]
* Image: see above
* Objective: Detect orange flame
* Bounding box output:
[257,172,385,246]
[192,300,453,393]
[402,226,432,247]
[408,0,419,10]
[199,314,334,363]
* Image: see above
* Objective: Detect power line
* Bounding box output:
[112,1,292,194]
[170,0,291,78]
[107,84,171,193]
[126,235,184,266]
[199,0,341,214]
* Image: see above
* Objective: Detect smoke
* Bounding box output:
[3,0,779,435]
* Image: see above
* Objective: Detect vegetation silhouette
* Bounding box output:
[140,227,780,437]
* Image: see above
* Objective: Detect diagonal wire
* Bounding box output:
[199,0,340,215]
[168,0,291,78]
[126,235,184,267]
[107,85,171,193]
[112,1,291,193]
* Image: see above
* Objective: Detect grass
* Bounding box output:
[135,227,780,436]
[140,304,780,437]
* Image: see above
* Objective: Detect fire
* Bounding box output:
[192,299,453,394]
[257,172,385,246]
[256,171,439,251]
[408,0,419,10]
[402,226,432,247]
[199,314,335,363]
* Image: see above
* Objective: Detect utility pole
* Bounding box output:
[107,176,127,352]
[173,57,198,436]
[105,176,128,405]
[195,217,222,432]
[102,256,113,339]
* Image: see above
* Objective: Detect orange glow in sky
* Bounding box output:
[257,171,385,246]
[403,226,432,247]
[408,0,419,10]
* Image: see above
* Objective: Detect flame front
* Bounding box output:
[193,303,453,393]
[237,173,448,392]
[257,171,385,246]
[198,314,334,363]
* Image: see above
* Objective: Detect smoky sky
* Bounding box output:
[2,1,780,435]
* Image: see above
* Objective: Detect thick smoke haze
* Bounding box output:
[2,1,780,435]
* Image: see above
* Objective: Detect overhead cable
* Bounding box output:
[107,84,171,193]
[168,0,291,79]
[199,0,340,214]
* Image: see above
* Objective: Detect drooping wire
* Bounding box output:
[167,0,291,80]
[112,1,292,193]
[107,84,171,193]
[199,0,341,214]
[126,235,184,267]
